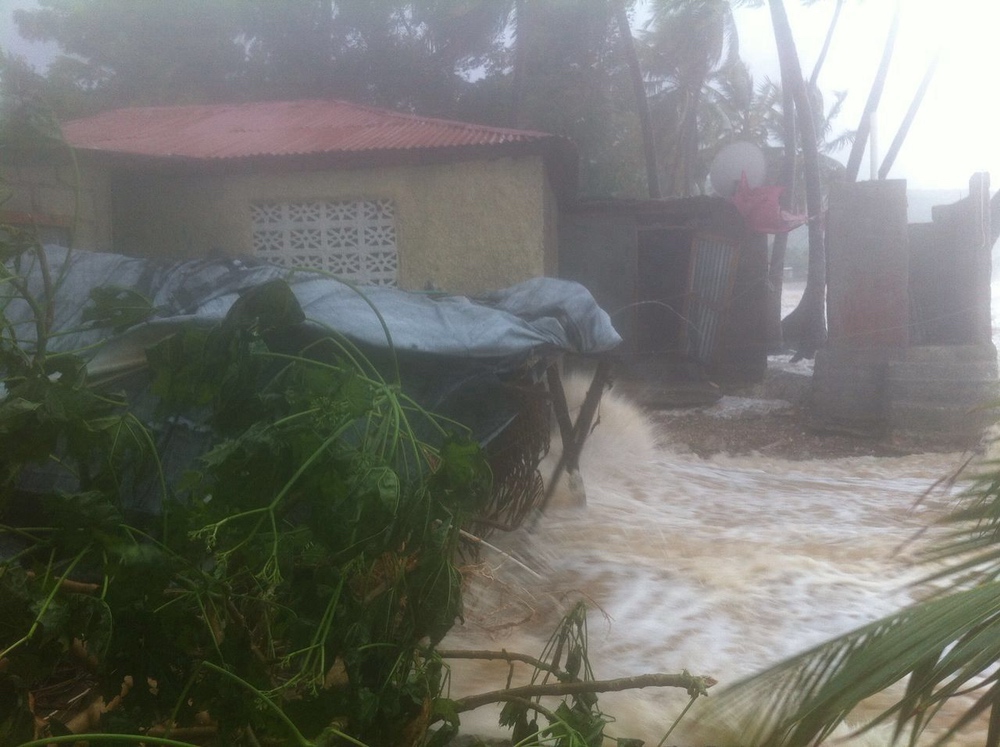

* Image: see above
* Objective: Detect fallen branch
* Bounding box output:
[489,695,561,725]
[458,529,543,580]
[25,570,100,595]
[437,648,564,680]
[451,671,717,714]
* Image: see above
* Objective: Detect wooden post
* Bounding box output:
[537,357,613,514]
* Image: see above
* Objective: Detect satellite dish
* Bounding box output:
[709,142,766,198]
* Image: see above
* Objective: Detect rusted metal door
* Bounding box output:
[682,234,741,365]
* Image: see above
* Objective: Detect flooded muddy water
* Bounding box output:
[444,389,974,745]
[441,282,1000,745]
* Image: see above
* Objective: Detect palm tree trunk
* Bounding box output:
[682,83,703,196]
[614,0,661,198]
[845,0,901,182]
[878,51,940,180]
[767,79,797,353]
[769,0,826,359]
[808,0,844,89]
[662,85,701,197]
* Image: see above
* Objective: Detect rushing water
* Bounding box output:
[440,282,1000,746]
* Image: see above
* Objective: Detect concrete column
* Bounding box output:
[826,179,910,349]
[811,179,909,434]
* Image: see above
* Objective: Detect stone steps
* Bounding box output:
[888,400,999,436]
[811,345,1000,438]
[886,346,1000,435]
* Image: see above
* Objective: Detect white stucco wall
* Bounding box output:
[112,155,558,295]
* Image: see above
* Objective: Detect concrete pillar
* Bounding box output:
[826,179,910,349]
[811,179,909,434]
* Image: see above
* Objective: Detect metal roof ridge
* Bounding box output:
[66,98,557,140]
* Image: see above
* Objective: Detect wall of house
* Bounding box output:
[558,211,637,343]
[111,155,555,295]
[0,151,112,251]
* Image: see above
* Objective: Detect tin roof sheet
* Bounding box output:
[61,99,558,160]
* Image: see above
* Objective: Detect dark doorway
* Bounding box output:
[635,228,692,354]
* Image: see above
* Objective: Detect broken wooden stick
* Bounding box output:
[449,671,717,714]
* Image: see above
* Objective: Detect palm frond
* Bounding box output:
[710,452,1000,747]
[715,580,1000,746]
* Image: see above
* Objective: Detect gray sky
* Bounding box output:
[2,0,996,191]
[733,0,999,191]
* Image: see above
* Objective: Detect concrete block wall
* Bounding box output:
[812,177,999,441]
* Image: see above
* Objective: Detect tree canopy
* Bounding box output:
[8,0,808,199]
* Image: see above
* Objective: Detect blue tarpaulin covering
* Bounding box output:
[4,247,621,374]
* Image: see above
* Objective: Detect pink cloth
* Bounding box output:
[730,173,808,234]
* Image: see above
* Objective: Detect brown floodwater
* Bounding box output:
[440,280,1000,745]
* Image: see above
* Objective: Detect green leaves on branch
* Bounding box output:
[0,263,493,745]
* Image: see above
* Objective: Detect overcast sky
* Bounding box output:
[732,1,999,192]
[2,0,996,192]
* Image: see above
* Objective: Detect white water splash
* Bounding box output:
[443,374,976,746]
[443,273,1000,745]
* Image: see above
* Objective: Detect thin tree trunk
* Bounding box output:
[614,0,661,198]
[510,0,528,128]
[767,80,797,353]
[878,51,940,180]
[663,84,701,197]
[991,190,1000,248]
[663,90,691,195]
[682,83,703,196]
[808,0,844,89]
[845,0,901,182]
[669,86,700,196]
[770,0,826,359]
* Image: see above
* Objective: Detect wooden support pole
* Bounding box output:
[537,357,613,515]
[546,364,575,459]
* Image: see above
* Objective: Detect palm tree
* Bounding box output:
[614,0,662,198]
[768,75,797,352]
[713,454,1000,747]
[767,0,827,360]
[508,0,660,197]
[681,59,772,191]
[808,0,845,89]
[505,0,655,197]
[844,0,901,182]
[643,0,741,196]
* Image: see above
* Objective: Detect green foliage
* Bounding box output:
[497,602,611,747]
[0,236,493,744]
[9,1,657,197]
[81,287,156,334]
[12,0,507,115]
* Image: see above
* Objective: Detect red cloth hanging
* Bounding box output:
[729,173,808,234]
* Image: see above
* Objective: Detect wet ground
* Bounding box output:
[617,357,992,461]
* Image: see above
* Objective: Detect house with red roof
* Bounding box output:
[3,99,576,295]
[3,97,782,381]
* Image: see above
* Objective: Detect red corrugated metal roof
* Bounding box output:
[61,99,557,160]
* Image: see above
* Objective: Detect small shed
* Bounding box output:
[559,196,767,382]
[2,99,577,296]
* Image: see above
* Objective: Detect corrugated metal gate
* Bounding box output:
[682,234,742,365]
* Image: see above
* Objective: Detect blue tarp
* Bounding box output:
[4,247,621,375]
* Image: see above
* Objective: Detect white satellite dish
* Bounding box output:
[709,142,766,198]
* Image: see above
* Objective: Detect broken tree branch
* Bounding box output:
[450,672,717,714]
[437,648,564,680]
